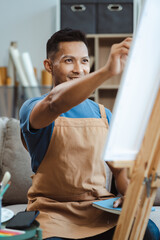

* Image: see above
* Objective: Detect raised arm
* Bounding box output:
[30,38,132,129]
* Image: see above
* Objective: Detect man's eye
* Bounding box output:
[83,59,89,63]
[65,59,72,63]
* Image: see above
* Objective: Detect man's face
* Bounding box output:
[50,41,90,86]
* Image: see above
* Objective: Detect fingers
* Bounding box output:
[120,47,129,55]
[105,37,132,76]
[113,196,125,208]
[122,38,132,50]
[112,37,132,53]
[121,37,132,46]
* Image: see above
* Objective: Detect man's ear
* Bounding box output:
[44,59,52,73]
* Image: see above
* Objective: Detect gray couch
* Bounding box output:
[0,117,160,230]
[0,117,33,214]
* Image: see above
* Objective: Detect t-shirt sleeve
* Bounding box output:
[19,97,40,134]
[19,96,53,173]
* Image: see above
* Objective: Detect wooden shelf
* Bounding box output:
[87,34,133,39]
[98,85,119,90]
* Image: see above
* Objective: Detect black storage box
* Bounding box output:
[97,0,133,34]
[61,0,133,34]
[61,0,97,34]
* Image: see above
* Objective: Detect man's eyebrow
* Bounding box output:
[61,55,74,59]
[61,55,89,59]
[82,56,90,59]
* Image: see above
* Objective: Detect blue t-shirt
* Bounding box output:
[19,94,112,173]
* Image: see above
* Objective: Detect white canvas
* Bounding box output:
[103,0,160,161]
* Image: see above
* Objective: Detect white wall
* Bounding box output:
[0,0,60,82]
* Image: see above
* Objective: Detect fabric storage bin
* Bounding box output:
[97,0,133,33]
[61,0,97,34]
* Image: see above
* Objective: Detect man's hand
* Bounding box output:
[107,163,129,209]
[113,196,125,208]
[105,37,132,77]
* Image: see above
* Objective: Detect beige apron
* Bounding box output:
[27,104,118,239]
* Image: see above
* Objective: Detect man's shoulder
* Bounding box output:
[19,94,47,121]
[63,99,112,121]
[85,99,112,123]
[22,94,47,109]
[86,99,112,115]
[21,94,46,111]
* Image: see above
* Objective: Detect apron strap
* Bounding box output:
[99,104,107,118]
[99,104,109,127]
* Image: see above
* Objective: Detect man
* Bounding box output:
[20,28,159,240]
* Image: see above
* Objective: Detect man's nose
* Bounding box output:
[73,62,83,74]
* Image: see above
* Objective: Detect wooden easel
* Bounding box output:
[111,87,160,240]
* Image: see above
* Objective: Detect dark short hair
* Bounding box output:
[46,28,88,59]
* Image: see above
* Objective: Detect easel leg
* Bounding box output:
[130,188,157,240]
[113,161,146,240]
[113,88,160,240]
[130,136,160,240]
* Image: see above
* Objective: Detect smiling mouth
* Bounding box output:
[69,77,81,80]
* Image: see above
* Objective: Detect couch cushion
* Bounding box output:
[0,118,33,205]
[0,117,8,160]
